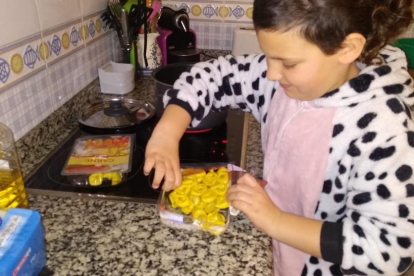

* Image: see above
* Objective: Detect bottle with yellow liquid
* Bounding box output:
[0,122,28,210]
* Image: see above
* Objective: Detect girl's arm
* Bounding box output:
[163,54,278,128]
[146,54,278,190]
[227,173,324,258]
[144,105,191,190]
[268,212,324,258]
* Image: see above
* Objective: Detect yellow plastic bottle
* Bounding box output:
[0,122,28,211]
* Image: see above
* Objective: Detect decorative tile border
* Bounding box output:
[42,21,85,66]
[0,11,108,92]
[222,4,253,22]
[0,38,47,92]
[0,9,114,140]
[0,33,42,55]
[84,15,111,46]
[165,2,253,23]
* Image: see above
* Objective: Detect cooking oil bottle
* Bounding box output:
[0,122,28,210]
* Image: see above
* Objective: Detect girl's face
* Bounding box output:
[257,29,356,101]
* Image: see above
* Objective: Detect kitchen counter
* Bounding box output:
[18,50,271,275]
[31,196,271,275]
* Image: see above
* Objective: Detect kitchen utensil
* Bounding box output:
[128,4,145,34]
[120,7,132,63]
[78,98,156,134]
[152,63,227,132]
[128,1,152,67]
[108,0,122,22]
[120,8,130,46]
[123,0,138,13]
[101,7,124,46]
[148,1,162,23]
[150,12,159,33]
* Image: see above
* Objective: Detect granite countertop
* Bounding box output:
[17,50,271,275]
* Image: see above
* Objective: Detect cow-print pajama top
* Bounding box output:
[163,46,414,275]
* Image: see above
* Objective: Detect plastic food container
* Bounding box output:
[158,163,244,235]
[98,61,135,95]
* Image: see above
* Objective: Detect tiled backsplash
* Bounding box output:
[4,0,411,141]
[0,0,253,140]
[164,0,254,50]
[0,0,113,139]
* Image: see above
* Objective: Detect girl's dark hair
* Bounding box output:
[253,0,413,65]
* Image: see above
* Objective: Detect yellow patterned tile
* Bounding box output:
[10,54,24,74]
[42,21,86,64]
[84,14,108,45]
[0,37,47,90]
[219,6,230,18]
[191,5,202,17]
[246,7,253,19]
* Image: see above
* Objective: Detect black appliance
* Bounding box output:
[157,7,200,65]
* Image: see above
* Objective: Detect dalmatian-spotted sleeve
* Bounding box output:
[323,130,414,275]
[162,54,277,128]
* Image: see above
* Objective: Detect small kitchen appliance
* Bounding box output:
[156,6,200,65]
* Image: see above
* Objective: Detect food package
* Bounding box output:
[61,135,135,187]
[62,135,134,175]
[0,208,47,276]
[158,163,244,235]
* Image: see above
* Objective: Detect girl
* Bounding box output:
[144,0,414,275]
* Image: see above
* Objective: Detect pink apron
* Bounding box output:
[262,88,336,276]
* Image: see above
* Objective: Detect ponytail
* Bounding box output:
[361,0,413,64]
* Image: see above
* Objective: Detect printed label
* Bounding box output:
[0,216,22,248]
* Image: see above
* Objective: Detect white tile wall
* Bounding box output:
[80,0,107,17]
[0,68,52,139]
[0,0,41,48]
[35,0,82,31]
[0,0,115,140]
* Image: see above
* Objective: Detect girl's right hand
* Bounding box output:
[144,131,181,191]
[143,105,192,191]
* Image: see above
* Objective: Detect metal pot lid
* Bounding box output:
[79,98,155,129]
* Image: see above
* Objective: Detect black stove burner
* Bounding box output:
[24,110,246,204]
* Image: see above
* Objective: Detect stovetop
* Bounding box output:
[25,110,247,204]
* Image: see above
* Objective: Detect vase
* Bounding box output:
[137,33,163,72]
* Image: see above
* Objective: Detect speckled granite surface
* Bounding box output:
[17,50,271,275]
[31,196,271,276]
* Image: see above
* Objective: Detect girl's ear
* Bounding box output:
[337,33,366,64]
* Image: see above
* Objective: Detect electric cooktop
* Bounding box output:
[24,110,248,204]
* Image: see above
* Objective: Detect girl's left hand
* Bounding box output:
[227,173,282,233]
